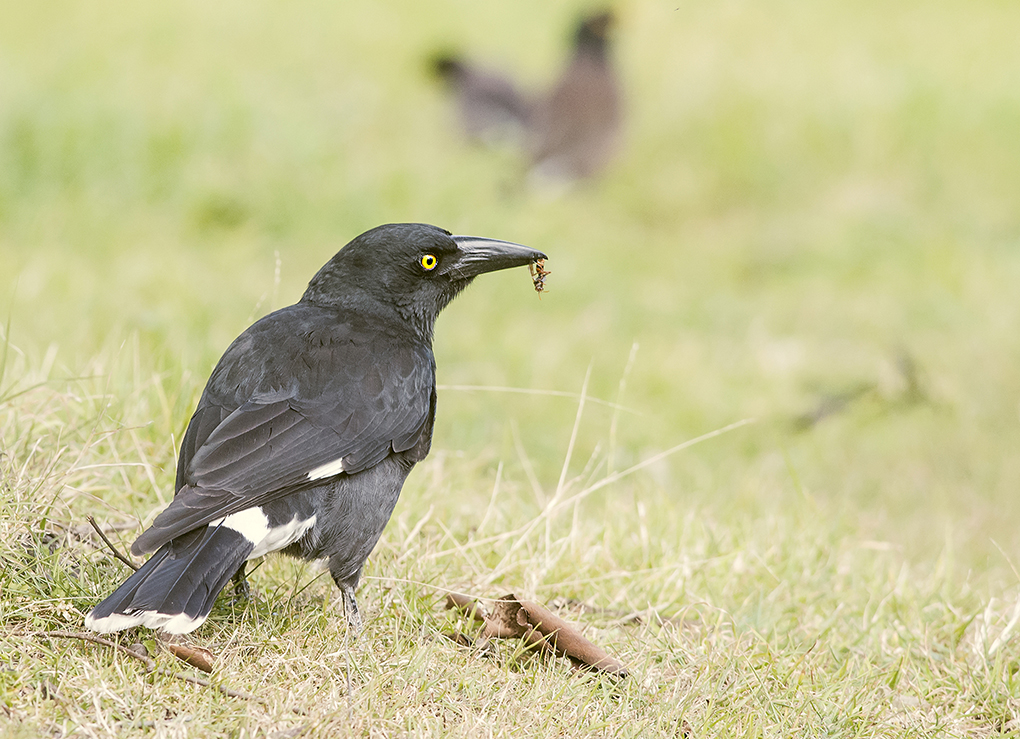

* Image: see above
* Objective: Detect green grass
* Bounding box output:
[3,0,1020,735]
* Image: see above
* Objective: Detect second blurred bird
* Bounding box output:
[431,56,534,147]
[431,10,621,183]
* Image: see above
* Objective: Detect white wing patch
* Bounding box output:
[209,507,270,544]
[307,456,346,481]
[209,507,317,558]
[249,514,316,559]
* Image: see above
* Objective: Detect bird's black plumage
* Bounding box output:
[86,223,546,634]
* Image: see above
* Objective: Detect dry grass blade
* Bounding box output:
[36,631,270,706]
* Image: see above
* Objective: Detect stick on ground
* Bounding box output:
[445,592,628,676]
[86,516,138,571]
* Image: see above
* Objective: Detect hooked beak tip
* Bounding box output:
[449,235,547,277]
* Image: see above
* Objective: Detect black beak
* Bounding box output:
[445,235,548,280]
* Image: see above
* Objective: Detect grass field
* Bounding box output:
[3,0,1020,736]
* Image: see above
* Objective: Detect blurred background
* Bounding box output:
[2,0,1020,579]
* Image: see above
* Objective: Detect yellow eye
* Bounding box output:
[420,254,438,271]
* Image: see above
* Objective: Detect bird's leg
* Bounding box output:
[335,579,359,712]
[338,582,362,635]
[231,561,251,603]
[330,567,362,635]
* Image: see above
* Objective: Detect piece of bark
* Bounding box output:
[485,594,628,676]
[164,642,215,673]
[444,592,488,623]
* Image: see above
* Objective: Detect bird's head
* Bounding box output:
[574,10,615,53]
[302,223,547,339]
[431,54,467,85]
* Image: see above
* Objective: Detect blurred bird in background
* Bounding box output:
[431,9,621,184]
[529,10,621,183]
[431,55,533,146]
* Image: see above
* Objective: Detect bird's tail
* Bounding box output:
[85,526,253,634]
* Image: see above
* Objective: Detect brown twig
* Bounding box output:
[792,383,875,431]
[86,516,139,571]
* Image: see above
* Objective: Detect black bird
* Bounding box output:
[431,54,533,146]
[86,223,546,635]
[530,10,621,181]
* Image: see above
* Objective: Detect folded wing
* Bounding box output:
[132,304,435,556]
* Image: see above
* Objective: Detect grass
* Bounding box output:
[3,0,1020,735]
